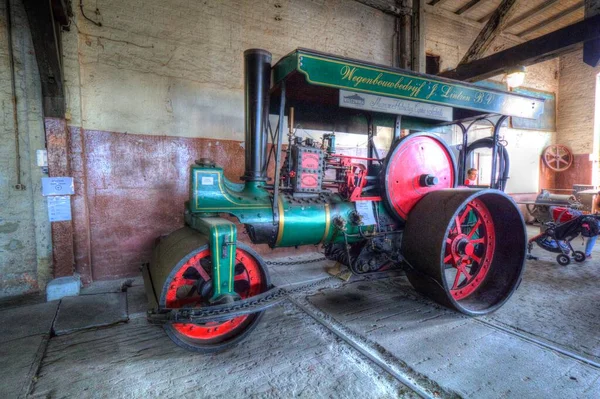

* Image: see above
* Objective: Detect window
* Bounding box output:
[426,54,441,75]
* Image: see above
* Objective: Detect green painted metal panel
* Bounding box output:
[272,49,545,120]
[189,165,273,224]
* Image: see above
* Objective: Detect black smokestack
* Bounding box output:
[242,49,272,182]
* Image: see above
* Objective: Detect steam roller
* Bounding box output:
[143,47,544,352]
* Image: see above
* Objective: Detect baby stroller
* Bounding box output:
[527,207,600,266]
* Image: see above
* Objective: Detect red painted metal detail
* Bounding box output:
[384,135,455,220]
[443,199,495,300]
[333,157,381,202]
[165,247,264,341]
[300,173,319,188]
[301,152,320,169]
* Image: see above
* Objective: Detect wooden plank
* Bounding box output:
[504,0,560,30]
[352,0,410,16]
[412,0,426,72]
[439,15,600,81]
[429,0,451,7]
[584,0,600,66]
[459,0,519,65]
[21,0,65,117]
[455,0,484,15]
[517,2,584,38]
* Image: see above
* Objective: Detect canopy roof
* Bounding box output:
[270,48,544,132]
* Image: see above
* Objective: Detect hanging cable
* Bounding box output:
[80,0,102,26]
[5,0,24,190]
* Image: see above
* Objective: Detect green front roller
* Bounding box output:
[143,227,270,353]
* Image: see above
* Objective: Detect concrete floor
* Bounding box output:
[1,225,599,398]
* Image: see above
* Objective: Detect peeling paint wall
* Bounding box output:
[0,0,52,298]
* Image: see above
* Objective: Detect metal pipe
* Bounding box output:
[272,82,286,220]
[242,49,271,182]
[5,0,24,190]
[491,115,508,189]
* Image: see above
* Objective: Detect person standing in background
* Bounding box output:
[464,168,478,186]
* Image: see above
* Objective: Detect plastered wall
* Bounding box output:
[0,0,52,298]
[66,0,394,139]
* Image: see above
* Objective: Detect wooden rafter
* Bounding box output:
[21,0,66,117]
[440,14,600,81]
[456,0,485,16]
[584,0,600,66]
[504,0,560,30]
[517,2,584,38]
[459,0,519,65]
[429,0,451,7]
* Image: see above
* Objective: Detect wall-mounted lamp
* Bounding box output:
[506,66,526,88]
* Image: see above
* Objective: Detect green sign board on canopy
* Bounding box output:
[273,49,545,120]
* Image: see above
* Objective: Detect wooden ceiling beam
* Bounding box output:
[584,0,600,66]
[458,0,519,65]
[439,14,600,81]
[517,2,584,38]
[455,0,485,16]
[21,0,65,117]
[429,0,452,7]
[504,0,560,30]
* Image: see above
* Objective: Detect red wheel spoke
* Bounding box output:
[558,158,568,165]
[444,254,453,263]
[459,205,472,224]
[234,274,247,282]
[196,265,211,281]
[452,269,463,289]
[467,219,482,238]
[470,254,482,264]
[470,238,485,244]
[455,216,462,234]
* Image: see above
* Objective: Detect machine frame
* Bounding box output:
[143,48,545,352]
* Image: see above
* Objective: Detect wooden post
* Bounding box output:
[584,0,600,67]
[458,0,519,65]
[397,0,412,69]
[412,0,425,73]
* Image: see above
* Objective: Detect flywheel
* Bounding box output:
[382,133,457,221]
[401,189,526,315]
[542,144,573,172]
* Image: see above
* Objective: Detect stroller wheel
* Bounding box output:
[557,254,570,266]
[573,251,586,263]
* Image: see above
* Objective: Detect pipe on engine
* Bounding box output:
[242,49,272,182]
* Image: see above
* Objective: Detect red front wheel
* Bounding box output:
[146,228,269,353]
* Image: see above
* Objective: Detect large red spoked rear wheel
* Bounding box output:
[402,189,526,316]
[443,199,495,301]
[160,242,269,353]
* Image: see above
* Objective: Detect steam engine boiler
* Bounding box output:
[143,48,542,352]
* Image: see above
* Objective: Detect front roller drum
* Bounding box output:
[143,227,270,352]
[402,189,526,315]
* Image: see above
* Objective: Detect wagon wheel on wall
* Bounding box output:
[542,144,573,172]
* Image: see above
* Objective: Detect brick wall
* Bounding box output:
[556,49,600,155]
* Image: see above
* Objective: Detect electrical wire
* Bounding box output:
[80,0,102,26]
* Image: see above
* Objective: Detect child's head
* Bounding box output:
[467,168,478,180]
